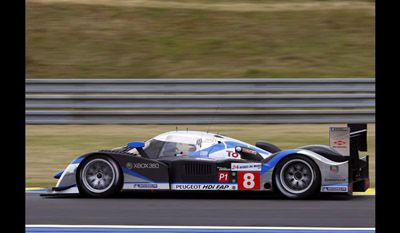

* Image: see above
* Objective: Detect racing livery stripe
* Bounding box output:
[188,142,225,157]
[122,167,156,183]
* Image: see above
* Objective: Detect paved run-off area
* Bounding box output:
[26,191,375,227]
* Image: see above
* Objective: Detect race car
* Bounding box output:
[46,124,370,199]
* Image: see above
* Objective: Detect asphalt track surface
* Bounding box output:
[26,191,375,228]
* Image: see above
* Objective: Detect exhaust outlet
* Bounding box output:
[263,182,272,190]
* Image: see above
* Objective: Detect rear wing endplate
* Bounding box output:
[329,124,369,193]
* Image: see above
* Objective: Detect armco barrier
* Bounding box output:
[26,94,374,109]
[25,78,375,124]
[26,110,374,124]
[26,78,375,93]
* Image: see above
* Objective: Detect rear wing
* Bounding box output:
[349,124,367,152]
[329,124,369,193]
[348,124,369,192]
[329,124,369,194]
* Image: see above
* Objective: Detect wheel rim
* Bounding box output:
[279,159,314,194]
[81,158,116,193]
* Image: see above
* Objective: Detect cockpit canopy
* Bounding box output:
[124,131,219,159]
[117,130,271,159]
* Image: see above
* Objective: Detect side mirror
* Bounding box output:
[127,141,145,148]
[126,141,149,159]
[235,146,263,162]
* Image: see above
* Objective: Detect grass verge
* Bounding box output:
[26,0,374,78]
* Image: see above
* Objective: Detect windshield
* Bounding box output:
[159,141,197,157]
[128,138,198,158]
[144,139,165,158]
[125,139,164,159]
[124,133,206,158]
[160,135,200,156]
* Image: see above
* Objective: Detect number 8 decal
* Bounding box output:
[238,172,260,190]
[243,173,255,188]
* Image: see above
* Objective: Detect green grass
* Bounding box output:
[26,124,375,188]
[26,0,375,78]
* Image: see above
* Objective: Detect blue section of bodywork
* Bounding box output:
[187,142,225,157]
[206,142,227,155]
[71,157,84,164]
[53,170,64,179]
[261,149,301,175]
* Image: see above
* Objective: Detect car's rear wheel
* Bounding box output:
[273,155,320,199]
[77,154,122,197]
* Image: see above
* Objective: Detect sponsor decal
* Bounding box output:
[172,184,237,190]
[226,150,240,158]
[204,138,215,143]
[124,182,170,190]
[132,183,158,189]
[231,163,262,171]
[217,167,231,171]
[329,127,350,156]
[321,186,348,192]
[218,172,229,182]
[238,172,260,190]
[126,162,133,169]
[324,178,346,182]
[330,165,339,174]
[334,140,346,146]
[241,147,257,155]
[133,163,160,169]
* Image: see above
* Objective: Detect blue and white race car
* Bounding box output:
[47,124,370,199]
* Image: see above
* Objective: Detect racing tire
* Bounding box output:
[77,154,123,197]
[273,154,321,199]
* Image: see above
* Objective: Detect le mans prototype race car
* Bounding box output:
[46,124,370,199]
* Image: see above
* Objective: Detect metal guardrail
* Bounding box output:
[26,110,374,124]
[25,78,375,124]
[26,94,375,109]
[26,78,375,93]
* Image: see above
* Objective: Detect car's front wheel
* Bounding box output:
[77,154,122,197]
[273,155,320,199]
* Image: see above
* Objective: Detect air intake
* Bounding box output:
[185,162,212,176]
